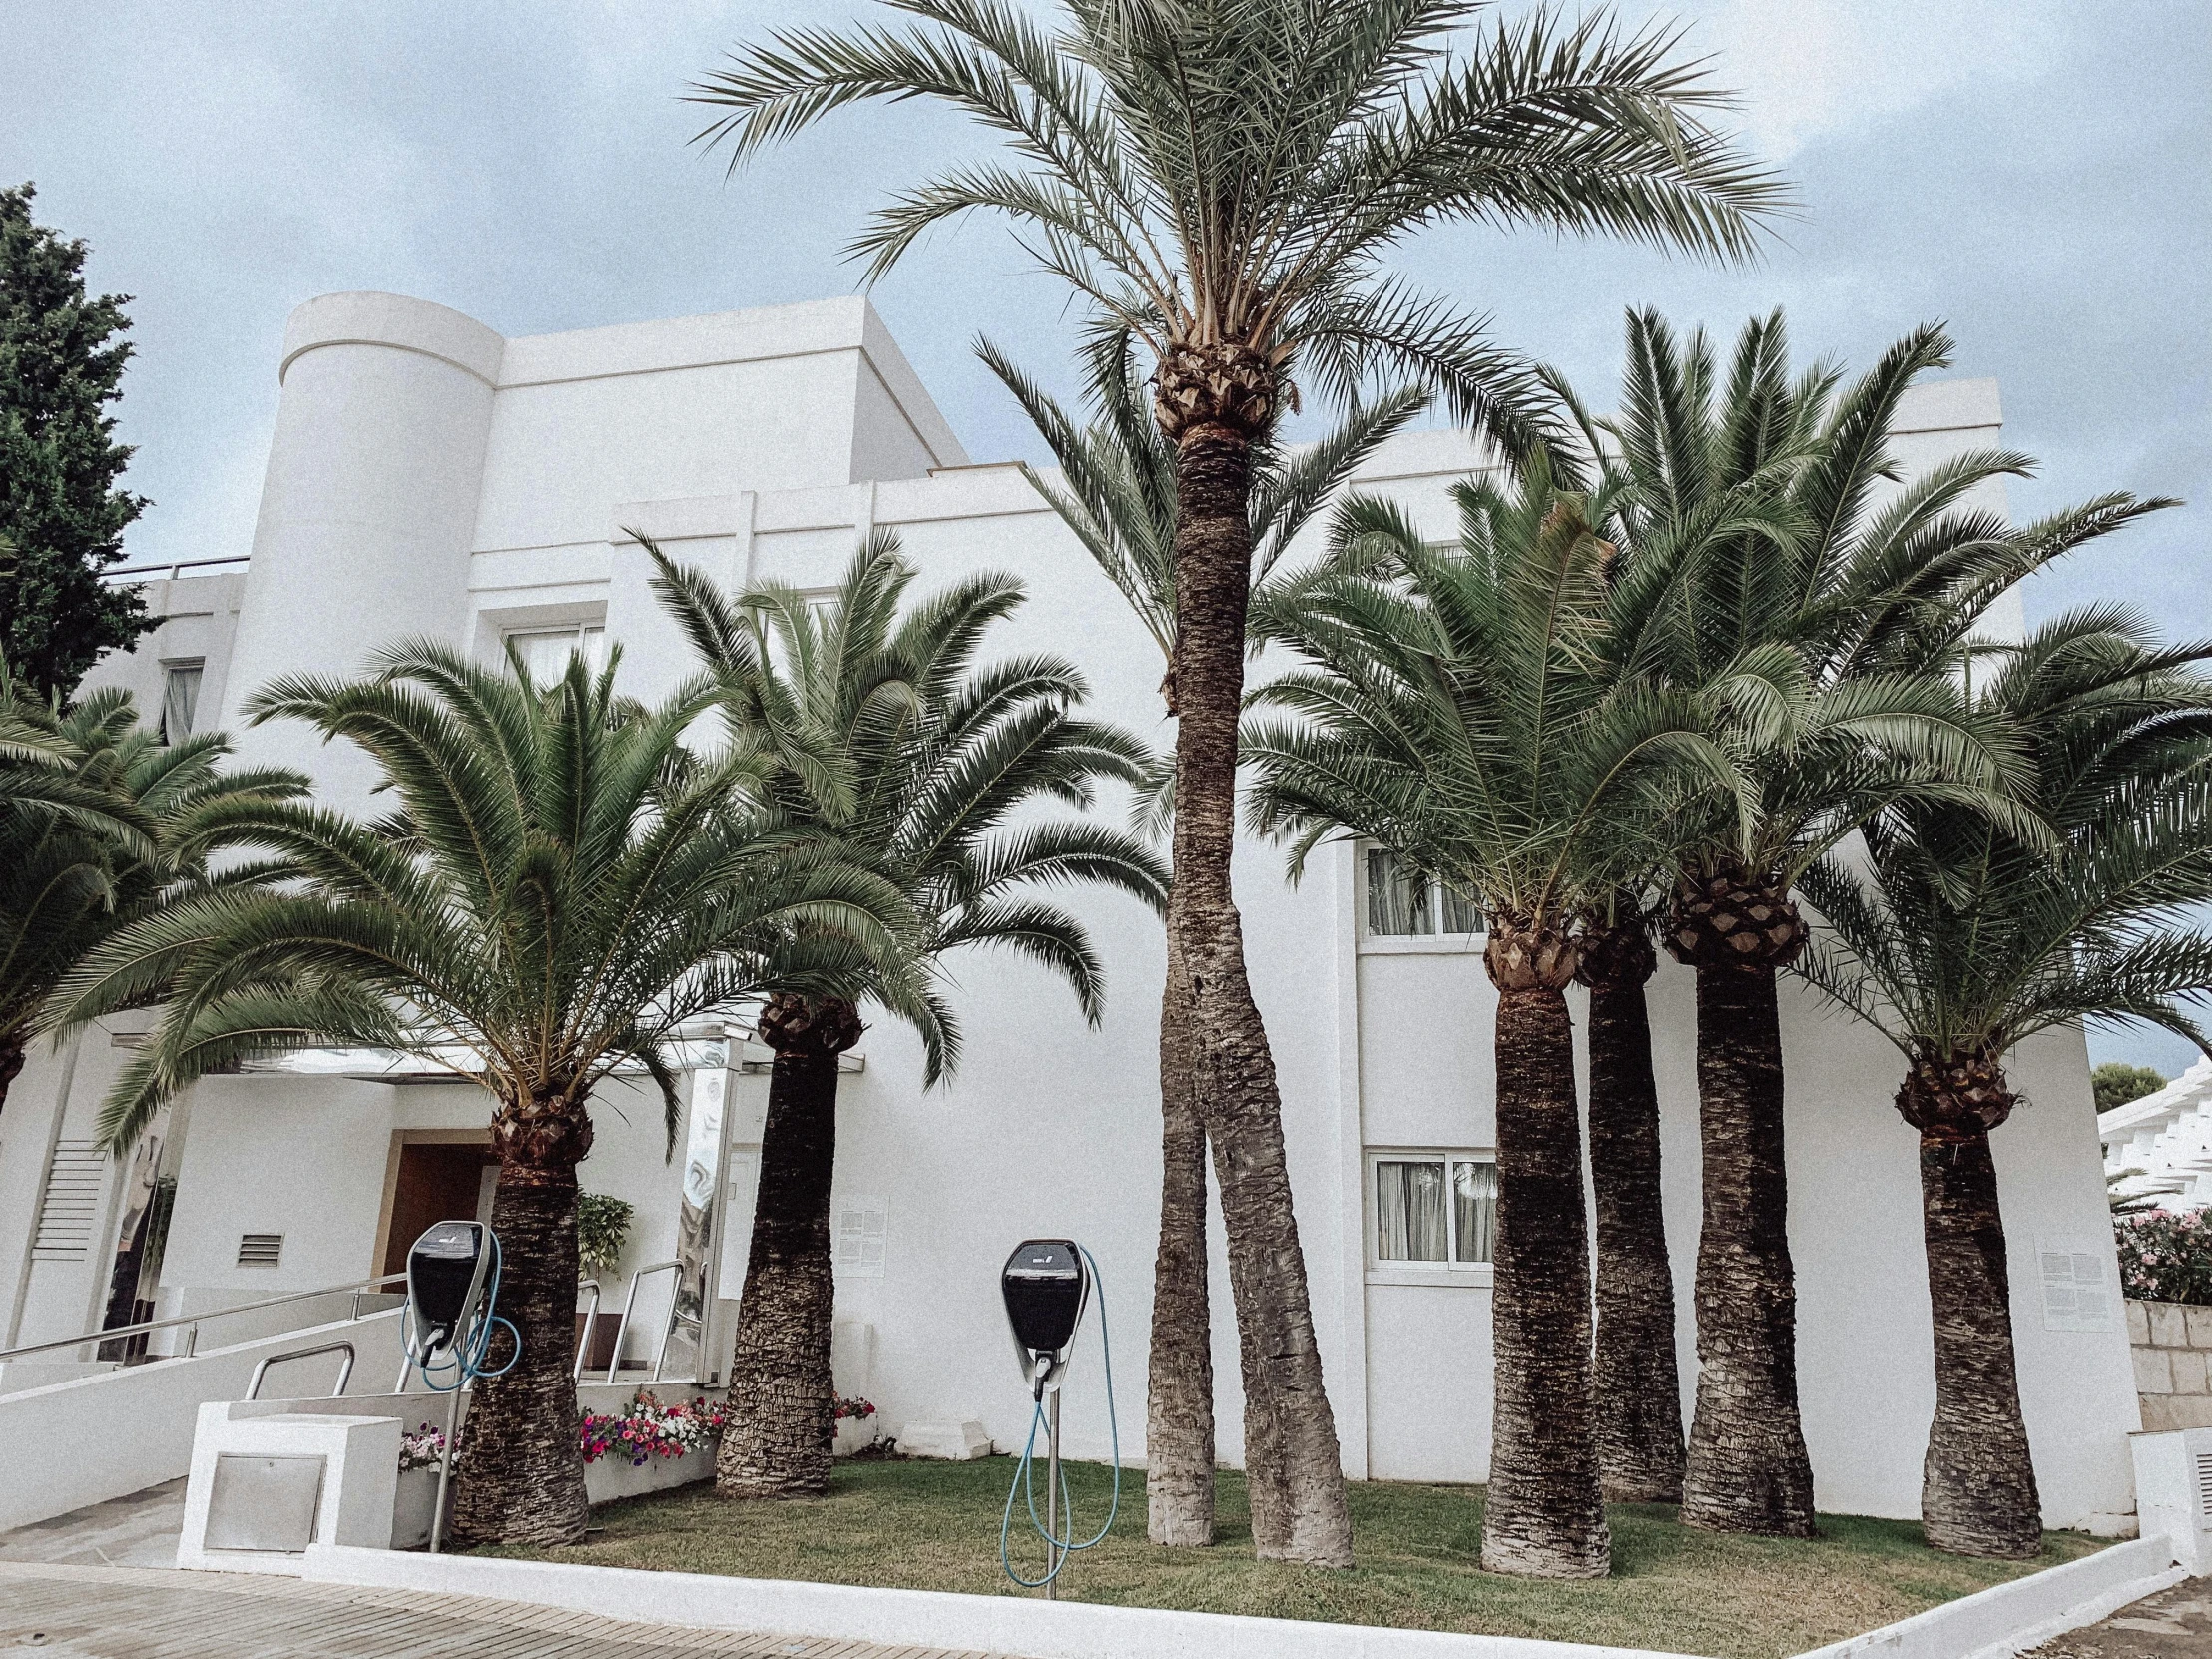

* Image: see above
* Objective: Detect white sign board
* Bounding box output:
[2038,1236,2117,1333]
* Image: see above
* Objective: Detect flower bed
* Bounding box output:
[582,1392,730,1467]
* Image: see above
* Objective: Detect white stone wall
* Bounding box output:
[2128,1298,2212,1431]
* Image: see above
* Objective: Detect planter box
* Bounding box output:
[586,1443,716,1504]
[391,1465,442,1550]
[834,1415,879,1457]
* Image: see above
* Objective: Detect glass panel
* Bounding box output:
[1453,1160,1498,1264]
[1438,882,1481,935]
[1365,848,1434,935]
[1374,1160,1448,1261]
[160,664,202,744]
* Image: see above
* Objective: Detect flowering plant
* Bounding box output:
[399,1423,447,1473]
[834,1396,876,1421]
[580,1391,731,1466]
[2115,1209,2212,1306]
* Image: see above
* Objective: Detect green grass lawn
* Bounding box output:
[477,1458,2105,1659]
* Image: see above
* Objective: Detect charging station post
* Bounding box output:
[998,1238,1118,1598]
[399,1220,518,1552]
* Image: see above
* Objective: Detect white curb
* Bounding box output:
[299,1544,1706,1659]
[1792,1533,2187,1659]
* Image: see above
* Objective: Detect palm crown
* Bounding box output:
[649,531,1169,1078]
[1586,309,2174,889]
[3,669,304,1083]
[692,0,1786,451]
[55,641,916,1154]
[1244,456,1736,940]
[1800,608,2212,1079]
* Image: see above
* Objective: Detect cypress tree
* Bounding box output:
[1,182,154,699]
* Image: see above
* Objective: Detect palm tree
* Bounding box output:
[1574,886,1685,1502]
[980,332,1421,1543]
[650,532,1168,1501]
[51,642,915,1546]
[1586,308,2170,1534]
[690,0,1784,1565]
[1797,610,2212,1557]
[1,665,303,1123]
[1244,460,1739,1576]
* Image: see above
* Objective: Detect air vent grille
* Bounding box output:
[32,1142,104,1261]
[2195,1451,2212,1518]
[238,1233,283,1267]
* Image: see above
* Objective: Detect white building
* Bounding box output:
[2103,1059,2212,1211]
[0,290,2141,1532]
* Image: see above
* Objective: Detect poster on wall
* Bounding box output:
[2038,1235,2117,1333]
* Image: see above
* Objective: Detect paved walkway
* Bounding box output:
[0,1561,1008,1659]
[2022,1575,2212,1658]
[0,1485,1009,1659]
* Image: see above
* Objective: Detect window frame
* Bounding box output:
[158,658,206,746]
[1365,1148,1498,1287]
[501,622,608,680]
[1357,844,1484,954]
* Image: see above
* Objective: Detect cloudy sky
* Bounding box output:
[8,1,2208,1067]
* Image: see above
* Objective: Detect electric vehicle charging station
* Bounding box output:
[398,1220,517,1551]
[998,1239,1118,1597]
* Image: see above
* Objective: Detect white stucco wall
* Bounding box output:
[3,296,2138,1533]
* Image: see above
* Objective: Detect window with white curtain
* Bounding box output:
[1370,1151,1497,1269]
[158,661,204,745]
[505,624,607,681]
[1364,847,1479,937]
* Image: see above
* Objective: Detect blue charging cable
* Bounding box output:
[1000,1245,1121,1589]
[400,1232,522,1392]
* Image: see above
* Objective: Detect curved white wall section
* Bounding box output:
[225,294,506,805]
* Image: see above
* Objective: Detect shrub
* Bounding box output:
[2115,1209,2212,1306]
[577,1192,635,1279]
[2095,1061,2168,1114]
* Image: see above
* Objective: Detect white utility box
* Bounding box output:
[177,1400,400,1576]
[2130,1426,2212,1575]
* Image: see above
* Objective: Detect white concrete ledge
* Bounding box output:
[298,1545,1705,1659]
[1794,1534,2186,1659]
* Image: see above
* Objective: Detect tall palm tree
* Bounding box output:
[1,665,303,1122]
[1586,308,2170,1534]
[649,532,1168,1501]
[691,0,1783,1565]
[1575,885,1685,1503]
[980,332,1421,1543]
[51,642,915,1546]
[1798,610,2212,1557]
[1244,460,1740,1577]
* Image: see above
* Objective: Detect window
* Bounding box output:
[159,661,204,745]
[1364,847,1479,937]
[1370,1152,1496,1270]
[505,624,607,681]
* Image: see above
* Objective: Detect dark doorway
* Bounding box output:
[381,1140,498,1280]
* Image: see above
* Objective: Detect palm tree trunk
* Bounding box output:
[1898,1053,2040,1558]
[718,992,859,1499]
[1148,927,1218,1546]
[449,1092,593,1547]
[1679,960,1815,1535]
[1580,925,1684,1504]
[1164,367,1352,1569]
[1481,928,1608,1578]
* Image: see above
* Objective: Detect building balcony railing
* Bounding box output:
[101,555,250,586]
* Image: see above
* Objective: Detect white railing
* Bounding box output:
[100,555,249,586]
[0,1271,405,1370]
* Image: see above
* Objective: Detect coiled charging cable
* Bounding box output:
[1000,1245,1121,1588]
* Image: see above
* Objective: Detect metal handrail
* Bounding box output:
[572,1279,602,1381]
[606,1261,680,1383]
[100,555,250,585]
[653,1269,703,1383]
[0,1271,406,1366]
[246,1340,355,1400]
